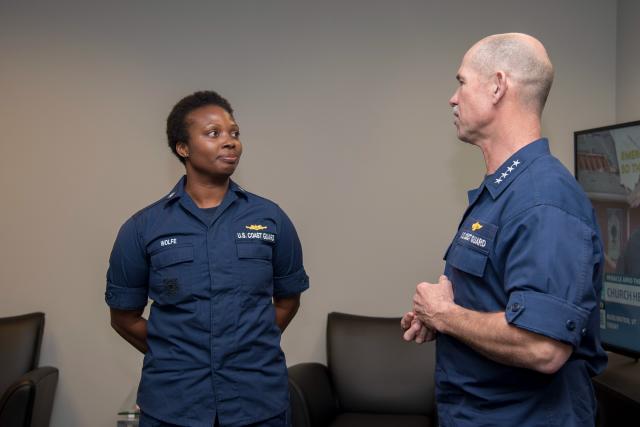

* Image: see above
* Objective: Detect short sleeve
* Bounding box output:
[105,216,149,310]
[500,205,599,347]
[272,208,309,298]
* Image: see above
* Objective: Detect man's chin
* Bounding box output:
[457,132,479,146]
[455,129,470,143]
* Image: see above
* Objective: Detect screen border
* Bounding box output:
[574,119,640,360]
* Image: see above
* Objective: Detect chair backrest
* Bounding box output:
[0,313,45,394]
[327,312,435,416]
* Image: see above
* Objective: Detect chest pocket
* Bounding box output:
[151,245,194,269]
[149,245,195,307]
[446,244,489,277]
[236,242,273,261]
[234,219,277,263]
[445,219,497,277]
[234,220,276,293]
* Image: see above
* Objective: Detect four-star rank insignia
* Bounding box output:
[494,159,521,185]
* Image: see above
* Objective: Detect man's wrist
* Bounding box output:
[434,302,460,334]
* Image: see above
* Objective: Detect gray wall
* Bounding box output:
[617,0,640,122]
[0,1,618,426]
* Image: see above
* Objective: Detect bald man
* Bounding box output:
[401,34,607,426]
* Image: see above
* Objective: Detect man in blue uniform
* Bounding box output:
[106,91,309,427]
[401,34,607,426]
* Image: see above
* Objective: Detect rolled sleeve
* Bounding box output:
[105,216,149,310]
[105,282,149,310]
[272,207,309,298]
[505,290,590,346]
[501,205,599,346]
[274,268,309,298]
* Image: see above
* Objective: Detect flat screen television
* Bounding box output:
[575,120,640,359]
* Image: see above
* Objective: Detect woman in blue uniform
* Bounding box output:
[106,91,309,427]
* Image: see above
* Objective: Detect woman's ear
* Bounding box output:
[176,142,189,159]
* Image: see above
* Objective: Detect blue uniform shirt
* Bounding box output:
[437,139,607,427]
[105,177,309,427]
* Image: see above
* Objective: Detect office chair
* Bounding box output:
[0,312,59,427]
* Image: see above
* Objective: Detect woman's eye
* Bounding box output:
[207,130,219,137]
[231,130,240,138]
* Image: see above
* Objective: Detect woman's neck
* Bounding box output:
[184,172,230,208]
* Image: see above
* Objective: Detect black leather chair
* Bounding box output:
[0,312,59,427]
[288,312,436,427]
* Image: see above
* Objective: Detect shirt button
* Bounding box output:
[566,320,576,331]
[511,303,521,312]
[581,328,587,336]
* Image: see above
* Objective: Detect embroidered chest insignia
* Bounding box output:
[245,224,268,231]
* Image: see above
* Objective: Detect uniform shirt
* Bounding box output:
[436,139,608,427]
[105,177,309,427]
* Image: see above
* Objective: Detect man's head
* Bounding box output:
[449,33,554,144]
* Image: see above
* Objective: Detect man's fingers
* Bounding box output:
[402,319,422,341]
[425,328,437,342]
[439,274,451,285]
[403,328,416,341]
[413,300,423,315]
[400,311,415,330]
[415,324,429,344]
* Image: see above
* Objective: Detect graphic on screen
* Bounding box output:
[575,121,640,357]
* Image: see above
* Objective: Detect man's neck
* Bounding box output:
[478,116,541,174]
[184,171,230,208]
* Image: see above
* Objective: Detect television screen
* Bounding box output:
[575,120,640,359]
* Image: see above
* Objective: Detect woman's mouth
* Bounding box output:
[218,155,238,164]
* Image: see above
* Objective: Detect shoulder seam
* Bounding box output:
[131,196,168,219]
[241,190,279,207]
[503,202,591,229]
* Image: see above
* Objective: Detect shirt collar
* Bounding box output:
[484,138,550,200]
[467,184,484,205]
[164,175,247,205]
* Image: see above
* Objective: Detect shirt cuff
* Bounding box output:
[105,282,148,310]
[505,290,590,347]
[273,268,309,298]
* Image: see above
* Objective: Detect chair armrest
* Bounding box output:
[0,367,59,427]
[26,367,59,427]
[288,363,338,427]
[0,379,31,427]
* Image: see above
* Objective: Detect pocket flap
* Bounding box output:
[446,243,488,277]
[151,245,194,269]
[237,243,272,260]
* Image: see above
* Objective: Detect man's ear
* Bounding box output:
[176,142,189,159]
[492,70,507,104]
